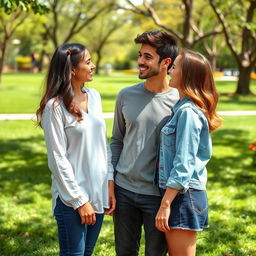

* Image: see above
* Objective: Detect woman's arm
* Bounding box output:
[166,108,202,192]
[42,103,88,210]
[155,187,179,232]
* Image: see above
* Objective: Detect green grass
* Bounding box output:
[0,72,138,113]
[216,81,256,111]
[0,117,256,255]
[0,73,256,255]
[0,72,256,113]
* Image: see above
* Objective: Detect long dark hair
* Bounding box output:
[179,50,222,132]
[36,43,86,126]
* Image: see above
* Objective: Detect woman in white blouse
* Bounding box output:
[36,43,115,256]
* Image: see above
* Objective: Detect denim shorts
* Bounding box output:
[160,188,209,231]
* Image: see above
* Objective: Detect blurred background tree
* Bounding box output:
[0,0,255,94]
[0,0,48,82]
[1,0,48,14]
[210,0,256,94]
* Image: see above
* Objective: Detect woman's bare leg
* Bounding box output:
[165,229,196,256]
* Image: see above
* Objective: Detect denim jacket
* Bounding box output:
[158,96,212,193]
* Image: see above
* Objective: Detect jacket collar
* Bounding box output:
[173,96,191,113]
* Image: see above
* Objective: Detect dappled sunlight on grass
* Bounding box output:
[0,115,256,255]
[201,116,256,255]
[0,120,57,255]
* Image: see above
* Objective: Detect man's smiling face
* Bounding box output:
[137,44,161,79]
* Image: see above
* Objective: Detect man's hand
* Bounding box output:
[105,180,116,215]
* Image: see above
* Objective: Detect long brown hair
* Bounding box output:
[179,50,222,132]
[36,43,85,126]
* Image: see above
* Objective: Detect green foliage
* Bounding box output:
[0,0,49,14]
[0,116,255,255]
[113,59,132,70]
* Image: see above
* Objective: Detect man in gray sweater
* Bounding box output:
[110,30,179,256]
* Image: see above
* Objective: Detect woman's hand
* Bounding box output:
[155,187,179,232]
[155,205,171,232]
[105,180,116,215]
[78,202,96,225]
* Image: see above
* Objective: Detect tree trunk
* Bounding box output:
[0,36,9,84]
[182,0,194,48]
[208,54,217,71]
[95,51,102,75]
[236,65,252,95]
[38,49,46,72]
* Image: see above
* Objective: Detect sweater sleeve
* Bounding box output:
[42,102,88,209]
[110,91,125,170]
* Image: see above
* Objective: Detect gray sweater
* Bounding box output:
[111,82,179,196]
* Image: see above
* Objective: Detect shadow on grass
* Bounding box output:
[0,216,58,256]
[0,136,51,196]
[209,128,256,184]
[0,135,58,255]
[219,97,256,107]
[0,125,255,255]
[0,134,116,256]
[201,128,256,255]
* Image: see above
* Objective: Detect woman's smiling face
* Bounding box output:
[72,49,96,84]
[168,54,183,91]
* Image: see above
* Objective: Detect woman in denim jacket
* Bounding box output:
[155,50,222,256]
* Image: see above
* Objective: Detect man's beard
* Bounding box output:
[138,65,160,79]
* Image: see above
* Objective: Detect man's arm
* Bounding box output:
[110,91,126,170]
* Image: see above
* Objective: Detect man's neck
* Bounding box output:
[144,75,170,94]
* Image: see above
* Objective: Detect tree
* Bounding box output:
[121,0,222,49]
[209,0,256,95]
[118,0,224,71]
[0,0,48,82]
[42,0,117,49]
[0,0,48,14]
[0,10,29,82]
[84,12,125,74]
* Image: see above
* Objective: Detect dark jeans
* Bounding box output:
[114,185,167,256]
[54,197,104,256]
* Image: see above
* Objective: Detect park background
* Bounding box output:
[0,0,256,255]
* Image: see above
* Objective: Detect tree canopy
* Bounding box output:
[0,0,49,14]
[0,0,255,94]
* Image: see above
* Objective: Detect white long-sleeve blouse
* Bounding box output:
[41,87,113,213]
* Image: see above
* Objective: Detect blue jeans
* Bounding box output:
[54,197,104,256]
[114,185,167,256]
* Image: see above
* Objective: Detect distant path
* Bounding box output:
[0,111,256,120]
[0,113,114,120]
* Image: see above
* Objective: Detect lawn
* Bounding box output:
[0,72,137,113]
[0,116,256,256]
[0,73,256,255]
[0,72,256,113]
